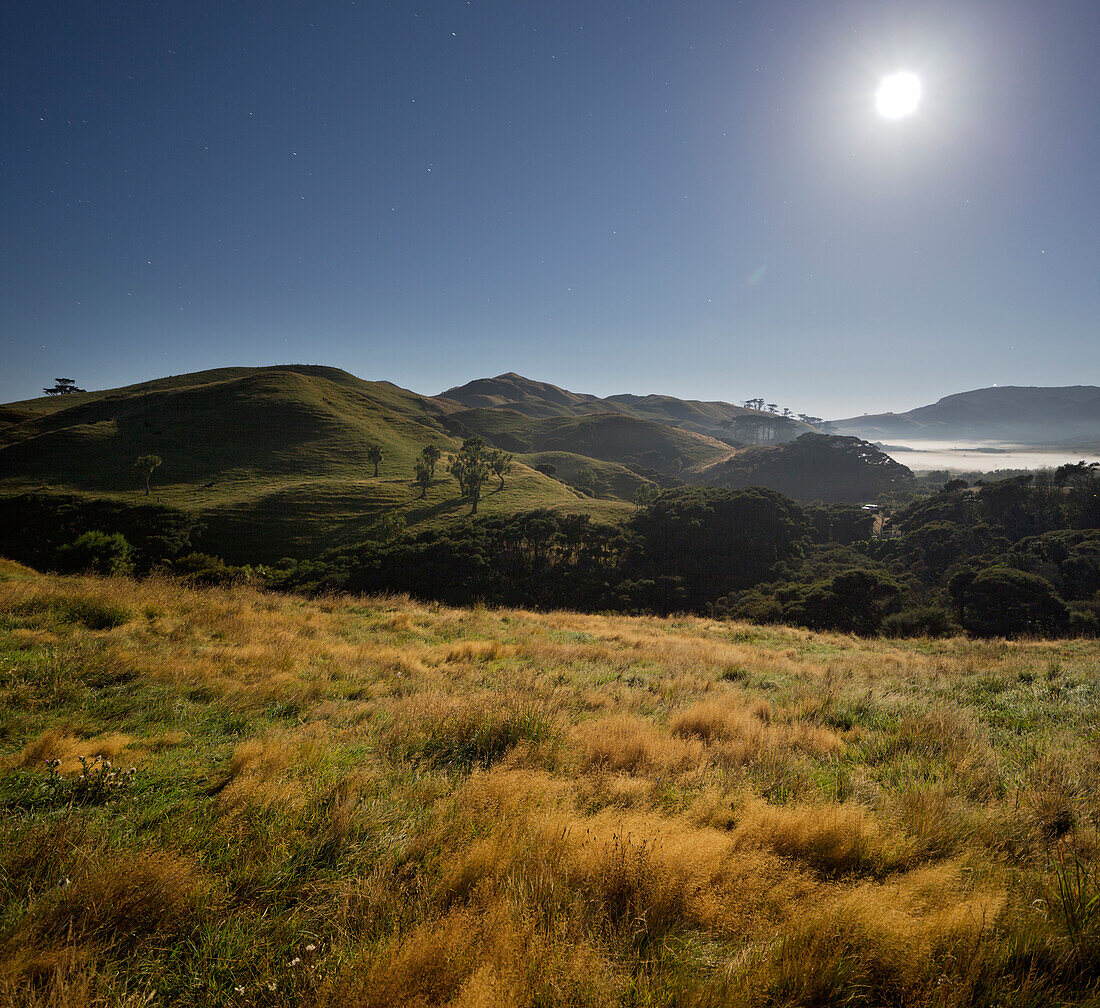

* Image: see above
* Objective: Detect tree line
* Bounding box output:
[7,426,1099,638]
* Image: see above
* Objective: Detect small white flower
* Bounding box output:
[288,957,301,966]
[304,943,317,953]
[234,986,246,995]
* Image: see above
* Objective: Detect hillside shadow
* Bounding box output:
[403,496,472,523]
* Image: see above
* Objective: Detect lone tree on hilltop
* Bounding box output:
[366,444,383,477]
[420,444,442,478]
[489,449,513,491]
[414,459,432,498]
[44,378,85,396]
[133,455,162,496]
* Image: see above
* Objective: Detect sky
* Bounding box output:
[2,0,1098,418]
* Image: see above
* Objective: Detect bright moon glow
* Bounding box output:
[876,72,921,119]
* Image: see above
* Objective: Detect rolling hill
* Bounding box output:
[0,366,629,562]
[832,385,1100,445]
[439,407,735,477]
[439,372,816,442]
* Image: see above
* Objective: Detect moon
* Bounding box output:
[875,72,921,119]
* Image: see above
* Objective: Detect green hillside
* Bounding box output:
[519,451,659,501]
[605,391,814,440]
[0,367,628,562]
[442,408,734,477]
[440,372,816,441]
[437,371,607,418]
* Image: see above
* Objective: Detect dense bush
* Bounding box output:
[56,531,134,576]
[0,494,200,573]
[949,566,1070,638]
[790,569,904,635]
[625,487,806,610]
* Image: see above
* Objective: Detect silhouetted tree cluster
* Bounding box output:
[43,378,85,396]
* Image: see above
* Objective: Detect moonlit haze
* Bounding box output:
[1,1,1098,417]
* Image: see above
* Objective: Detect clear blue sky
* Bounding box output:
[2,0,1097,417]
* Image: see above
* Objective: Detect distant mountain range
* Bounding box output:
[831,386,1100,446]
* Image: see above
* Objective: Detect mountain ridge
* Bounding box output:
[832,385,1100,445]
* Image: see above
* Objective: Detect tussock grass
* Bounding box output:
[1,568,1099,1005]
[384,692,556,770]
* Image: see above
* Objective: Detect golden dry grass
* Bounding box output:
[1,563,1099,1006]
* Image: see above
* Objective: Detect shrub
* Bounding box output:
[881,605,956,637]
[1068,605,1099,637]
[55,531,133,576]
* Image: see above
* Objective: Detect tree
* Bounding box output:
[133,455,161,496]
[450,436,492,514]
[574,467,599,497]
[420,444,442,478]
[56,531,133,575]
[366,444,383,477]
[1055,462,1100,528]
[626,486,806,610]
[377,512,406,541]
[448,453,467,495]
[949,566,1069,637]
[43,378,85,396]
[414,459,432,498]
[632,483,659,508]
[795,569,904,634]
[488,449,513,491]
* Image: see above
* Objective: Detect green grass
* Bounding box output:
[519,450,657,500]
[445,406,734,476]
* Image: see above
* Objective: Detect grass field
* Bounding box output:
[1,558,1098,1006]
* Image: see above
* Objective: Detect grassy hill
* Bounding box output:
[519,451,660,501]
[440,372,815,442]
[0,367,629,562]
[441,408,735,478]
[1,562,1098,1006]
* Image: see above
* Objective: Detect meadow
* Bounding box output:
[0,557,1098,1006]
